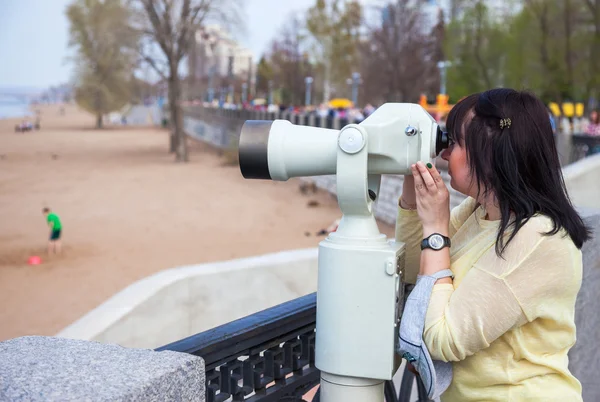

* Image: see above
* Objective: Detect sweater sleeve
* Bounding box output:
[395,206,422,285]
[422,221,579,362]
[395,196,477,285]
[422,269,527,362]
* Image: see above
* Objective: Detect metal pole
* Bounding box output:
[346,78,353,100]
[268,80,274,105]
[207,67,215,103]
[320,373,384,401]
[242,82,248,104]
[440,65,447,95]
[437,61,451,95]
[351,72,361,106]
[305,76,313,107]
[219,87,226,107]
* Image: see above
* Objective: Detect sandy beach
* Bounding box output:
[0,105,394,342]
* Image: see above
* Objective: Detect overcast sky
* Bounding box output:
[0,0,381,90]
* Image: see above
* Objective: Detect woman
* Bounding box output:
[584,110,600,136]
[396,88,590,401]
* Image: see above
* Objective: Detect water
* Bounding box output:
[0,100,32,119]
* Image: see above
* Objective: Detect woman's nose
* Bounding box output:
[441,148,450,161]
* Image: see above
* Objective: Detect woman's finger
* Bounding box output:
[416,162,437,191]
[427,162,446,190]
[411,164,426,193]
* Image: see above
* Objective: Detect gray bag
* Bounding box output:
[397,269,454,400]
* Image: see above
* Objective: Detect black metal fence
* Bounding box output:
[157,292,429,402]
[570,134,600,162]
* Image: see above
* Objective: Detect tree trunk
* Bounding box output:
[96,114,103,129]
[168,77,179,154]
[474,3,492,89]
[169,73,188,162]
[169,132,177,153]
[564,0,574,97]
[590,14,600,101]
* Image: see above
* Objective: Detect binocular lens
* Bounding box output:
[239,120,273,180]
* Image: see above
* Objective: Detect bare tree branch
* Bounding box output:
[140,0,172,58]
[469,2,492,89]
[142,55,168,80]
[136,0,244,162]
[584,0,595,13]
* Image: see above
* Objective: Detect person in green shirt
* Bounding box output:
[42,207,62,254]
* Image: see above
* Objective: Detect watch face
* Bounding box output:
[429,234,445,250]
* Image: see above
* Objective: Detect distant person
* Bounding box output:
[42,207,62,254]
[317,103,329,118]
[584,110,600,136]
[363,103,375,117]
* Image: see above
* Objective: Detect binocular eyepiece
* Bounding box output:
[239,103,449,181]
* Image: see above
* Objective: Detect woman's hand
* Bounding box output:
[411,161,450,236]
[400,175,416,209]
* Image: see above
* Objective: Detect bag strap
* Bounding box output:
[423,269,454,280]
[400,269,454,346]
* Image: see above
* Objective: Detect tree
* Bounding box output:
[582,0,600,100]
[444,1,509,99]
[135,0,242,162]
[264,14,315,106]
[74,67,132,127]
[255,56,274,98]
[506,0,589,103]
[359,1,435,104]
[67,0,137,128]
[305,0,363,102]
[444,0,597,104]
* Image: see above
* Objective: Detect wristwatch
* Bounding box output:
[421,233,451,251]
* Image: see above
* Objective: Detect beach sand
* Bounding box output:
[0,105,394,341]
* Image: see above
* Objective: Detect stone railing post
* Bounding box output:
[0,336,205,401]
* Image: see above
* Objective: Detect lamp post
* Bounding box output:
[218,87,226,107]
[268,80,274,105]
[228,85,234,104]
[305,76,313,106]
[207,66,215,103]
[346,78,353,99]
[437,61,452,95]
[242,82,248,104]
[199,28,218,104]
[351,72,362,106]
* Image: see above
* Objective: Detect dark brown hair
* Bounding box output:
[446,88,591,256]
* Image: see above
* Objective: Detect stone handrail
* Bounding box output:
[0,336,205,401]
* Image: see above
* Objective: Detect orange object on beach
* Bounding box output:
[28,256,42,265]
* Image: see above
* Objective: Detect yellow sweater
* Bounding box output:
[395,197,583,401]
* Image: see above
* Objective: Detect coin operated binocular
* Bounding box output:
[238,104,449,401]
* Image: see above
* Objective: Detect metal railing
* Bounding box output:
[157,292,429,402]
[571,134,600,162]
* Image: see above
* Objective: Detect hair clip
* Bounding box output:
[500,118,512,129]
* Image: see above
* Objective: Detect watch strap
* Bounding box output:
[420,233,451,250]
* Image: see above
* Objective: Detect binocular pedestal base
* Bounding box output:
[320,372,384,402]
